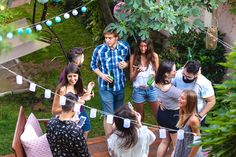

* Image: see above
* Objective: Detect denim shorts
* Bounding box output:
[99,88,124,114]
[78,107,91,132]
[132,86,158,103]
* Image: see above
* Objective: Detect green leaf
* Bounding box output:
[191,7,201,16]
[193,18,204,30]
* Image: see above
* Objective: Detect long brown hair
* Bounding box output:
[57,63,84,95]
[155,60,175,84]
[133,38,157,72]
[113,105,139,149]
[176,90,198,128]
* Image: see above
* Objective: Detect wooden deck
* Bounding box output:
[1,129,173,157]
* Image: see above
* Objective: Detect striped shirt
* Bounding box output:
[90,41,130,91]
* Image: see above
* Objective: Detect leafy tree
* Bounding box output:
[200,47,236,157]
[109,0,226,40]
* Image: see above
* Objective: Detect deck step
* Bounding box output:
[0,40,50,64]
[9,0,31,8]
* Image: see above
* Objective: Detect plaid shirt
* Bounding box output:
[90,41,130,91]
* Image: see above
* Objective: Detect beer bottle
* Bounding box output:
[147,74,154,87]
[109,70,114,88]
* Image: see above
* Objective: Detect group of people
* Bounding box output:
[45,26,215,157]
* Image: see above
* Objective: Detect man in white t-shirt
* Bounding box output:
[172,60,215,122]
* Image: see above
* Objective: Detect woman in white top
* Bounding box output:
[107,105,156,157]
[130,38,159,121]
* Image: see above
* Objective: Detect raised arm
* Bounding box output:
[129,54,139,81]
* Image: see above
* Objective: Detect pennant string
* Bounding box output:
[0,64,199,135]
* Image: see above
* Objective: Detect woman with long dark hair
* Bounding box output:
[155,60,182,157]
[130,38,159,122]
[107,105,156,157]
[52,63,94,138]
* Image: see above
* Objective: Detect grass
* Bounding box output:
[0,2,156,155]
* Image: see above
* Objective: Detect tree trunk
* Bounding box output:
[98,0,115,25]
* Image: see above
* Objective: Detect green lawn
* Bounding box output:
[0,2,156,155]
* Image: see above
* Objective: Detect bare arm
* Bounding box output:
[188,116,201,157]
[153,52,159,72]
[129,54,140,81]
[51,87,66,116]
[199,95,215,118]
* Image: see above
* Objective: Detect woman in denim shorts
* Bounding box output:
[129,38,159,121]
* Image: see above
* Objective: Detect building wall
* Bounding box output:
[213,4,236,51]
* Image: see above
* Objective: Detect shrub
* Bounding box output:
[159,30,226,84]
[200,47,236,157]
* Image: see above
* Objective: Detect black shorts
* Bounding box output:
[157,107,179,134]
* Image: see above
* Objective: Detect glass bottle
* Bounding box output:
[147,74,154,87]
[109,70,114,88]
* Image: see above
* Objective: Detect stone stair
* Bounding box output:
[8,0,31,8]
[0,18,50,95]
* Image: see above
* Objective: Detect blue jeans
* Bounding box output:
[78,107,91,132]
[99,88,124,114]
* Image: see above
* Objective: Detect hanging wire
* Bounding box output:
[191,23,234,50]
[3,0,95,30]
[0,64,197,135]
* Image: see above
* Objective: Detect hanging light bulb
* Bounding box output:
[55,16,61,23]
[36,24,42,31]
[25,28,32,34]
[0,5,5,11]
[6,32,13,39]
[37,0,48,4]
[81,6,87,13]
[64,13,70,19]
[17,28,24,35]
[46,20,53,26]
[72,9,78,16]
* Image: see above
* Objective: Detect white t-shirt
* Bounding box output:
[107,126,156,157]
[172,68,215,113]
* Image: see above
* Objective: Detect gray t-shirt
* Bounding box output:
[156,85,182,110]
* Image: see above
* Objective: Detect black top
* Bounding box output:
[46,117,90,157]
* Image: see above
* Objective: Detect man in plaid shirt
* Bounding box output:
[90,26,130,136]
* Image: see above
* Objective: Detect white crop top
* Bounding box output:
[133,63,155,88]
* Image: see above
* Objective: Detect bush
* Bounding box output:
[159,30,226,84]
[200,47,236,157]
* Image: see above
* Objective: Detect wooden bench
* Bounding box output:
[11,106,49,157]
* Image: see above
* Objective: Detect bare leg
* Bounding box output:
[149,101,159,120]
[157,132,171,157]
[170,133,177,157]
[83,131,89,139]
[135,103,144,122]
[103,117,114,137]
